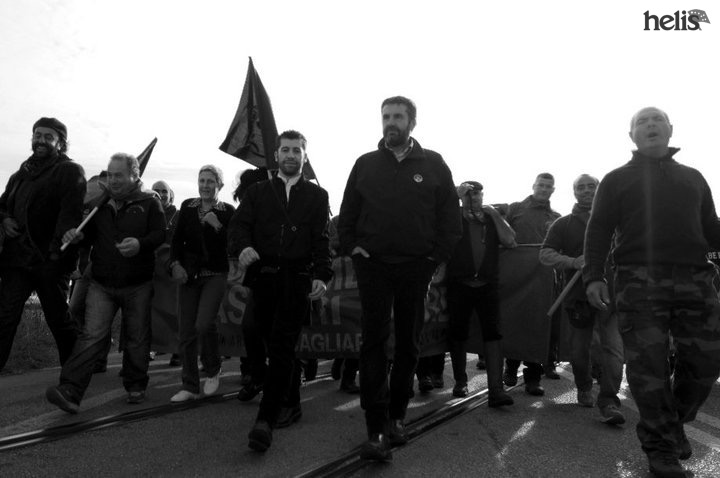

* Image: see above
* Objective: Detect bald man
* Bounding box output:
[540,174,624,425]
[583,107,720,477]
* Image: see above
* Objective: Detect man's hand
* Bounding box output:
[171,263,188,284]
[62,228,84,245]
[201,212,222,232]
[238,247,260,268]
[2,218,20,238]
[351,246,370,258]
[308,279,327,300]
[456,183,473,198]
[572,255,585,270]
[586,281,610,310]
[116,237,140,257]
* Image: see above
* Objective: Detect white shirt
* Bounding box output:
[277,172,301,201]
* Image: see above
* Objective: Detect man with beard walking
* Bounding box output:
[0,117,86,372]
[338,96,462,461]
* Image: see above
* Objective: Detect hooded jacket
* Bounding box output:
[583,148,720,284]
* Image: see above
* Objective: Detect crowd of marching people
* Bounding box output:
[1,99,720,478]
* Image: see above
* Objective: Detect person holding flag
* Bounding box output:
[0,117,86,373]
[46,153,165,412]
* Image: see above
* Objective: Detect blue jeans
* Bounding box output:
[59,280,153,401]
[177,275,226,394]
[566,302,624,409]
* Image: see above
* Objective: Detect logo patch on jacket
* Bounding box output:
[127,204,146,214]
[413,174,423,183]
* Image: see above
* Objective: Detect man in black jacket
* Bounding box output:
[338,96,462,461]
[584,107,720,477]
[0,117,86,372]
[46,153,166,411]
[228,130,332,453]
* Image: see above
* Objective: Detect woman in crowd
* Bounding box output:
[168,165,235,401]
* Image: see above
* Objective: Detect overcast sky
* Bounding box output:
[1,0,718,215]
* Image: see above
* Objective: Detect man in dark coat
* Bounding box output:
[0,117,86,371]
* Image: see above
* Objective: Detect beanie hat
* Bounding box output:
[33,117,67,141]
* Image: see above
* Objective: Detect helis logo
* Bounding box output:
[644,9,710,30]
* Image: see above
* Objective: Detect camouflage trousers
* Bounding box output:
[615,265,720,456]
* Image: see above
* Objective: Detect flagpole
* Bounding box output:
[59,137,158,252]
[547,269,582,317]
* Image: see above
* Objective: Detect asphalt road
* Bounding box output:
[1,354,719,477]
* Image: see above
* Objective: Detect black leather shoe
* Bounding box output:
[248,420,273,452]
[359,434,392,461]
[418,376,434,392]
[525,382,545,396]
[46,386,80,414]
[489,390,514,408]
[388,419,408,446]
[237,382,263,402]
[647,451,687,477]
[452,383,469,398]
[275,404,302,429]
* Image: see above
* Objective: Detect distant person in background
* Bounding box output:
[233,167,270,390]
[152,179,180,367]
[168,165,235,402]
[229,130,331,453]
[540,174,625,425]
[445,181,516,407]
[584,106,720,477]
[68,171,113,374]
[502,172,561,396]
[328,214,359,394]
[0,117,86,372]
[46,153,165,412]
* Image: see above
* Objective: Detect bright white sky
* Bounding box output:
[1,0,718,216]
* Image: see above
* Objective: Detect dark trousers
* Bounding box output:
[0,264,77,371]
[353,256,436,435]
[447,282,502,384]
[251,269,311,427]
[59,280,153,402]
[178,275,226,394]
[417,353,445,379]
[505,359,543,383]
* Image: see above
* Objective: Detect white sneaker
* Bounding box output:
[203,373,221,395]
[171,390,199,402]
